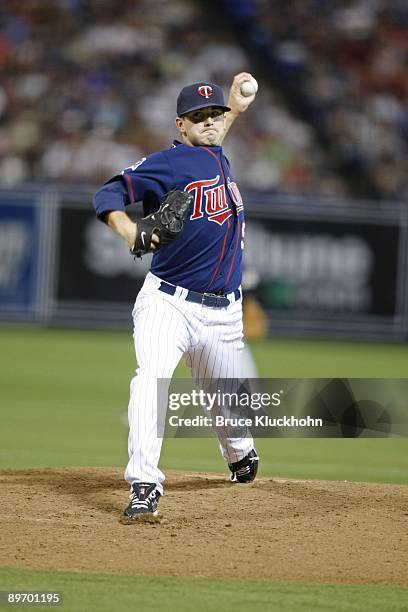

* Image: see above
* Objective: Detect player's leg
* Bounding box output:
[124,288,190,496]
[241,341,259,378]
[187,298,258,477]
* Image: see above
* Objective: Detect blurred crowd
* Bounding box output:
[0,0,406,200]
[237,0,407,200]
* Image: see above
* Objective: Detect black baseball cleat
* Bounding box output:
[120,482,161,524]
[228,449,259,483]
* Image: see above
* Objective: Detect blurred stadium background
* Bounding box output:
[0,0,407,342]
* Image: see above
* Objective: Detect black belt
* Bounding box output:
[159,281,241,308]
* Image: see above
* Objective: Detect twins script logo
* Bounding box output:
[185,176,244,226]
[198,85,213,99]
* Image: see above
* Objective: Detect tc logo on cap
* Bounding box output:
[198,85,213,99]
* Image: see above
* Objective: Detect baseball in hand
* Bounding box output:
[240,77,258,97]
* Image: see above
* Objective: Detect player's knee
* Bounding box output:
[132,363,176,382]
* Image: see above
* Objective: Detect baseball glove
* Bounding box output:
[131,189,194,258]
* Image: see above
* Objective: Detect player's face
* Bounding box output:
[176,107,226,146]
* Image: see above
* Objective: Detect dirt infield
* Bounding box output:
[1,468,407,585]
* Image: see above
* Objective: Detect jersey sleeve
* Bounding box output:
[92,152,174,220]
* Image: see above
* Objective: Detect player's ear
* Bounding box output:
[175,116,186,134]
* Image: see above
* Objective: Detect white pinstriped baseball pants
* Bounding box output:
[124,272,254,494]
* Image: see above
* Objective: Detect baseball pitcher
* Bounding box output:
[93,73,259,522]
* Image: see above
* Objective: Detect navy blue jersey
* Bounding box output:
[93,141,245,294]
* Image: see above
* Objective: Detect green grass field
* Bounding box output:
[1,568,407,612]
[1,326,407,611]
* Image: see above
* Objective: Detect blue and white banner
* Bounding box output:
[0,200,40,315]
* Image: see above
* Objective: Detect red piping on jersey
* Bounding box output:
[124,173,135,202]
[202,147,227,186]
[225,219,241,287]
[202,146,234,293]
[205,219,231,292]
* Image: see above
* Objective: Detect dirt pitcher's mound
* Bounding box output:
[1,468,407,585]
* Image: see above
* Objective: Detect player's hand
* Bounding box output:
[227,72,257,115]
[150,232,160,251]
[132,225,160,252]
[131,190,194,258]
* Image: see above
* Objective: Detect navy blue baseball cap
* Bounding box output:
[177,82,231,116]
